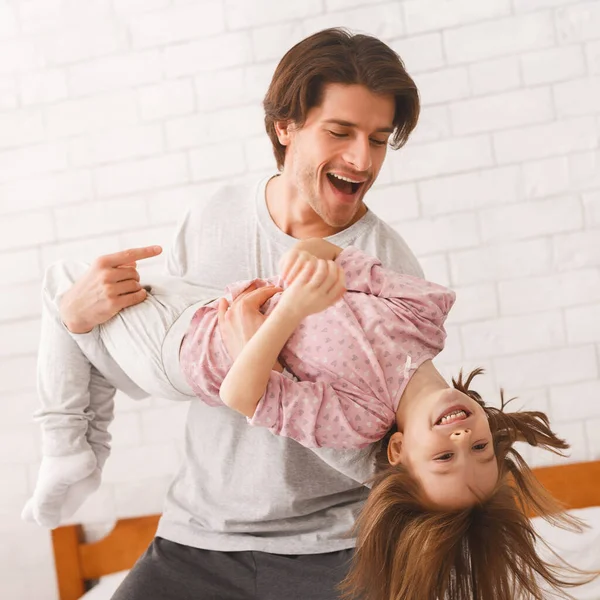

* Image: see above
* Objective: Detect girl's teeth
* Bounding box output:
[439,410,467,424]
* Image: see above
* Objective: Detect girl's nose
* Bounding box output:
[450,428,471,440]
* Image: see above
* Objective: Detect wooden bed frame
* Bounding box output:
[51,460,600,600]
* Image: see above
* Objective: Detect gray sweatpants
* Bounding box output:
[112,537,354,600]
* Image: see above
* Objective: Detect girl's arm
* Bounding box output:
[247,370,394,449]
[335,246,456,328]
[219,256,345,418]
[283,240,454,326]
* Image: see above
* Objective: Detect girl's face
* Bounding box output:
[389,387,499,509]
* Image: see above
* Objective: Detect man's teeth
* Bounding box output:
[438,410,467,425]
[329,173,362,184]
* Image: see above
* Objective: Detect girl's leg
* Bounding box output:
[96,277,205,402]
[25,263,203,528]
[50,365,118,523]
[23,260,147,528]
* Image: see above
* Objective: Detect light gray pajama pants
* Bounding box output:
[37,260,209,464]
[41,263,357,599]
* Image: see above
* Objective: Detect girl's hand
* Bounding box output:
[278,239,342,280]
[277,256,346,321]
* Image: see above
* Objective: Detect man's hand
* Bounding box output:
[217,283,282,361]
[59,246,162,333]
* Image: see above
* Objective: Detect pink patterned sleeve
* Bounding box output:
[337,246,455,334]
[249,370,395,449]
[180,277,279,407]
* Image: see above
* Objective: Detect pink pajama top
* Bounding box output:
[179,247,455,449]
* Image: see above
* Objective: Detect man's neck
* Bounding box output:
[265,173,363,239]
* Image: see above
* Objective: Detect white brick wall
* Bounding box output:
[0,1,599,598]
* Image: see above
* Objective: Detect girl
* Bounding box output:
[24,237,453,531]
[24,239,592,599]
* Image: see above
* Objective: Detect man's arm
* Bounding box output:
[164,186,254,288]
[59,246,162,333]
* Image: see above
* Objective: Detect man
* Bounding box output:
[58,28,422,600]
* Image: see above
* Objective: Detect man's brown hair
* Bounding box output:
[341,368,596,600]
[263,27,420,170]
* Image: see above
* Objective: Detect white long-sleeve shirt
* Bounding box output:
[158,174,425,554]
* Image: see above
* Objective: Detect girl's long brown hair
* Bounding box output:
[341,368,596,600]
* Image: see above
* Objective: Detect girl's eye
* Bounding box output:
[473,442,488,451]
[328,131,347,138]
[370,139,387,147]
[435,453,454,462]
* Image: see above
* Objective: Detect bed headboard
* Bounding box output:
[51,460,600,600]
[51,514,160,600]
[532,460,600,511]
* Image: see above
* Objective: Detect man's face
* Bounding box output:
[281,83,395,229]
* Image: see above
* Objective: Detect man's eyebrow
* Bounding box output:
[322,119,394,134]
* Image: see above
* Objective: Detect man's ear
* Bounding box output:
[274,120,293,146]
[387,431,404,466]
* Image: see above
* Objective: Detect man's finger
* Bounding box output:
[99,246,162,269]
[285,254,313,285]
[310,259,329,288]
[242,285,282,308]
[109,266,140,283]
[283,256,304,284]
[235,281,258,298]
[116,288,147,311]
[278,250,298,281]
[113,279,142,296]
[322,260,338,294]
[294,261,315,286]
[217,298,229,326]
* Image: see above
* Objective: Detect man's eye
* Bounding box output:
[370,139,387,146]
[328,131,347,138]
[435,453,453,461]
[473,442,488,451]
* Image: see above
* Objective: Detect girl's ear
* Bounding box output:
[387,431,404,466]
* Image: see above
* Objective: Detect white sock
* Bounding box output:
[22,450,97,529]
[60,468,102,520]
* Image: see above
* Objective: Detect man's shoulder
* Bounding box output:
[190,180,258,219]
[354,214,423,278]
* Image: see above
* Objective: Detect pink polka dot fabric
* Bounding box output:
[179,247,455,449]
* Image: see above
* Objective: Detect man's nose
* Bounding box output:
[343,137,372,172]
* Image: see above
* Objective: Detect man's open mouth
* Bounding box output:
[326,172,365,196]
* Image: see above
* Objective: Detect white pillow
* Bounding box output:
[533,507,600,600]
[80,570,129,600]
